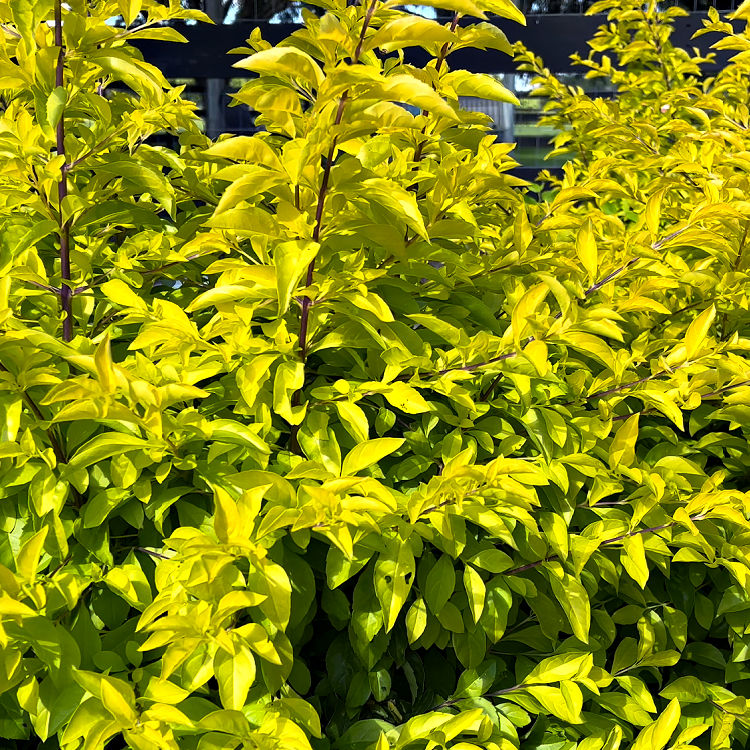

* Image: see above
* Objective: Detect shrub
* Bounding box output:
[3,0,750,749]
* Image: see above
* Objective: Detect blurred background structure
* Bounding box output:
[136,0,746,174]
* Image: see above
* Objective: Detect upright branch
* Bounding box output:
[55,0,73,342]
[297,0,378,362]
[412,12,460,164]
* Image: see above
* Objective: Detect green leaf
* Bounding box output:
[425,554,456,614]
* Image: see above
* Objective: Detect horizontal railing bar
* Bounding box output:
[132,12,738,78]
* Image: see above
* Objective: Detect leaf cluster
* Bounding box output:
[2,0,750,749]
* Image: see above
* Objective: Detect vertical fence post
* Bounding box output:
[498,73,515,143]
[204,0,227,138]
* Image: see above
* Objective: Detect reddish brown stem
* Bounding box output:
[503,516,703,577]
[413,12,460,164]
[291,0,379,454]
[297,0,378,362]
[55,0,72,342]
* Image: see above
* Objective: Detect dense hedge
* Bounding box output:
[1,0,750,748]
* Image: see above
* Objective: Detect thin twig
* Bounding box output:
[136,547,170,560]
[55,0,73,342]
[503,514,705,577]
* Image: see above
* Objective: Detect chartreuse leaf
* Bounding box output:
[374,538,415,632]
[341,438,404,476]
[369,16,458,51]
[214,646,256,710]
[405,598,427,644]
[101,279,147,310]
[524,653,593,685]
[621,534,649,588]
[684,305,716,360]
[511,283,548,348]
[609,413,639,469]
[463,565,486,623]
[16,528,48,583]
[118,0,142,26]
[7,0,750,748]
[234,47,325,88]
[631,699,681,750]
[521,683,584,724]
[576,218,597,282]
[46,87,67,129]
[67,433,156,469]
[386,0,486,19]
[275,241,319,315]
[205,136,284,168]
[548,571,590,643]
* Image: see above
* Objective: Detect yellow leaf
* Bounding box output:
[385,0,486,19]
[480,0,526,24]
[0,594,36,617]
[463,565,486,623]
[341,438,404,477]
[514,205,533,252]
[101,678,138,727]
[632,699,681,750]
[446,70,519,104]
[374,539,415,632]
[576,219,597,282]
[405,598,427,644]
[524,684,583,724]
[523,339,549,375]
[524,653,593,685]
[609,413,639,469]
[511,283,548,349]
[94,333,115,393]
[275,240,319,316]
[369,16,458,51]
[16,528,48,583]
[684,305,716,360]
[621,534,649,588]
[214,646,256,711]
[212,486,240,546]
[645,190,663,237]
[118,0,142,26]
[234,47,325,88]
[204,136,284,170]
[101,279,147,310]
[730,0,750,18]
